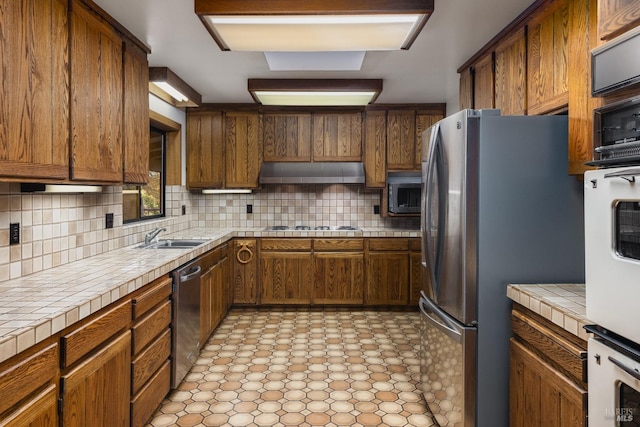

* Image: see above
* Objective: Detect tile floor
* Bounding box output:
[146,308,435,427]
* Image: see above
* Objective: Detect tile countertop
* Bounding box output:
[0,227,419,364]
[507,283,591,341]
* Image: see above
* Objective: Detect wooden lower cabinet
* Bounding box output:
[60,331,132,427]
[314,252,364,304]
[233,239,258,304]
[131,361,171,427]
[261,251,313,304]
[409,243,422,306]
[200,244,231,344]
[0,384,58,427]
[366,252,410,305]
[509,304,587,427]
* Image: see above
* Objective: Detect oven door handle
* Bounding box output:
[608,356,640,381]
[604,167,640,182]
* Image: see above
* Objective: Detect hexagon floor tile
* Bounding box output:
[146,309,436,427]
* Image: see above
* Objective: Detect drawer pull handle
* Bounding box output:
[236,245,254,264]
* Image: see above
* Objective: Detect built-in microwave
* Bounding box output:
[387,172,421,214]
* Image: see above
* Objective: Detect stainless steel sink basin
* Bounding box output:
[137,239,208,249]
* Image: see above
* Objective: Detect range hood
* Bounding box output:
[259,162,365,184]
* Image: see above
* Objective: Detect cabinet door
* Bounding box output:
[225,112,261,188]
[61,331,131,427]
[260,252,313,304]
[200,263,214,345]
[494,27,527,116]
[459,67,474,110]
[0,0,69,181]
[366,252,410,305]
[233,239,258,304]
[410,252,422,306]
[70,0,123,182]
[312,112,363,161]
[510,339,587,427]
[527,0,569,115]
[386,110,416,170]
[314,252,364,304]
[598,0,640,40]
[415,111,444,169]
[473,52,495,110]
[363,110,387,188]
[187,111,224,189]
[0,384,58,427]
[123,42,150,184]
[263,113,311,161]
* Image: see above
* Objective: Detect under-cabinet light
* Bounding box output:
[149,67,202,107]
[20,184,103,194]
[202,189,253,194]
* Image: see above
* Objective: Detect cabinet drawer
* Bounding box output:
[131,360,171,427]
[0,343,58,415]
[368,238,409,251]
[132,276,172,320]
[132,300,171,356]
[511,308,587,385]
[62,300,131,368]
[261,238,312,251]
[131,329,171,395]
[314,239,364,251]
[409,238,421,251]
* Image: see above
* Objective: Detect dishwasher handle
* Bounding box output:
[179,265,201,282]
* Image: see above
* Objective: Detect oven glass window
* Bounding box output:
[618,382,640,426]
[616,201,640,261]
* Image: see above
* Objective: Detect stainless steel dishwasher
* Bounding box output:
[171,258,201,388]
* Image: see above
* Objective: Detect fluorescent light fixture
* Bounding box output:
[202,189,253,194]
[248,79,382,106]
[149,67,202,107]
[21,183,103,193]
[195,0,434,52]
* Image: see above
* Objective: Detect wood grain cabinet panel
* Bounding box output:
[0,384,58,427]
[131,300,171,356]
[527,0,569,115]
[60,331,131,427]
[386,110,416,170]
[225,111,261,188]
[260,252,313,304]
[123,41,150,184]
[598,0,640,40]
[132,276,172,320]
[312,112,363,161]
[263,113,312,161]
[70,0,123,183]
[363,110,387,188]
[233,239,258,304]
[313,252,364,305]
[187,111,224,189]
[131,329,171,395]
[415,111,443,167]
[0,0,69,181]
[473,52,495,110]
[366,252,410,305]
[459,67,474,110]
[494,27,527,115]
[410,249,422,306]
[131,360,170,427]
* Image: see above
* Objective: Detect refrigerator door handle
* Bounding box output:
[419,293,462,343]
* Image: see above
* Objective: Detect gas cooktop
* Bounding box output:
[265,225,360,231]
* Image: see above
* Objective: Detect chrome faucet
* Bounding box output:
[144,227,166,245]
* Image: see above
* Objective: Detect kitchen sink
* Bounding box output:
[136,239,209,249]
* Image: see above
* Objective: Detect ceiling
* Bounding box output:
[94,0,534,109]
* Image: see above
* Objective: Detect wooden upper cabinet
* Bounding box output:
[187,111,224,189]
[312,112,363,161]
[494,27,527,115]
[527,0,569,115]
[363,110,387,188]
[225,111,261,188]
[459,67,474,110]
[0,0,69,181]
[263,112,311,161]
[598,0,640,40]
[70,0,123,183]
[415,111,443,167]
[387,110,416,170]
[123,41,150,184]
[473,52,495,110]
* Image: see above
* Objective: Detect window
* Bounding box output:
[123,127,165,223]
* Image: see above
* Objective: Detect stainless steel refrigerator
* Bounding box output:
[419,109,585,427]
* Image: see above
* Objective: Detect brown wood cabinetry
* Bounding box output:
[597,0,640,40]
[494,27,528,115]
[409,239,422,306]
[70,0,123,183]
[386,110,416,170]
[473,52,496,110]
[187,110,224,189]
[527,0,569,115]
[363,110,387,188]
[510,304,587,427]
[225,112,261,188]
[459,67,474,111]
[123,41,150,184]
[263,112,312,161]
[200,244,230,344]
[0,384,58,427]
[260,239,313,304]
[415,111,443,164]
[0,0,69,181]
[313,239,364,304]
[312,112,363,161]
[233,239,258,304]
[365,239,410,305]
